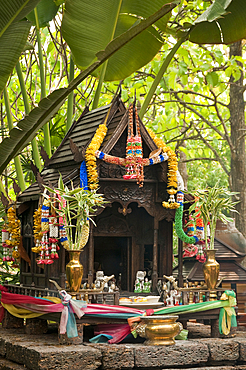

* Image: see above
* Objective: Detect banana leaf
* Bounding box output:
[26,0,60,28]
[189,0,246,44]
[0,0,42,94]
[61,0,174,81]
[0,21,31,94]
[0,3,176,175]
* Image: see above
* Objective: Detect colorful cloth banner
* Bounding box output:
[0,288,237,341]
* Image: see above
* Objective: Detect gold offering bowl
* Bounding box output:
[139,315,182,346]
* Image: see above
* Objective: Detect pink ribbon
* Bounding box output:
[59,290,84,335]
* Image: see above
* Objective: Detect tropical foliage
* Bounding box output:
[44,175,106,250]
[189,184,238,250]
[0,0,246,237]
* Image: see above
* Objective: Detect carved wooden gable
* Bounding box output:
[99,112,168,184]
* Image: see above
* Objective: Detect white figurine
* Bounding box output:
[135,271,146,292]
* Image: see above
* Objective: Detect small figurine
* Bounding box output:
[142,277,151,293]
[134,279,142,293]
[166,291,174,306]
[94,271,115,291]
[134,271,146,293]
[94,270,104,289]
[173,289,181,305]
[162,275,181,306]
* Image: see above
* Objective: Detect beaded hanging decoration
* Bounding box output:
[37,197,54,265]
[174,191,199,245]
[174,191,208,262]
[86,105,180,198]
[80,161,88,190]
[57,192,69,250]
[182,216,198,258]
[49,215,59,259]
[2,229,10,262]
[123,104,144,186]
[4,206,21,262]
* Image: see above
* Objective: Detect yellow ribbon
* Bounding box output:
[219,292,237,335]
[1,296,61,319]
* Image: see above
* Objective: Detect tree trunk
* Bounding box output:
[229,41,246,236]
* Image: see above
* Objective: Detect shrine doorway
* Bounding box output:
[94,236,131,291]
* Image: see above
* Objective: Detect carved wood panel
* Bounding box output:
[94,214,130,235]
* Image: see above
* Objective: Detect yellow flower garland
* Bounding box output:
[5,206,21,259]
[32,206,42,253]
[147,128,179,209]
[85,123,107,190]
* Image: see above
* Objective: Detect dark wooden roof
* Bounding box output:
[215,233,246,257]
[49,101,125,169]
[183,260,246,283]
[213,237,246,259]
[173,236,246,284]
[18,96,165,203]
[174,237,246,260]
[173,259,246,283]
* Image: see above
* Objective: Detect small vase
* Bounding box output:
[139,315,182,346]
[203,249,220,290]
[66,250,83,293]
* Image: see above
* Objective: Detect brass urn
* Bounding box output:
[203,249,220,299]
[66,250,83,293]
[139,315,182,346]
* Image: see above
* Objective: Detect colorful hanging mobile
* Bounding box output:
[174,191,199,245]
[84,103,182,206]
[182,216,198,258]
[39,197,51,264]
[57,192,69,250]
[174,191,209,262]
[123,104,144,187]
[49,215,59,259]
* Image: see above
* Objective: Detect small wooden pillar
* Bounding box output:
[178,238,183,287]
[88,223,94,286]
[59,243,66,289]
[152,217,159,291]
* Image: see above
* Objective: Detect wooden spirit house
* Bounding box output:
[173,221,246,312]
[18,95,176,292]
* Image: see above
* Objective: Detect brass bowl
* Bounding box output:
[139,315,182,346]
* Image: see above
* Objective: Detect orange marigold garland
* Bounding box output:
[146,128,179,209]
[85,123,107,190]
[32,206,42,254]
[4,206,21,262]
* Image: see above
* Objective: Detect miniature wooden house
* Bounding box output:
[173,221,246,312]
[18,95,176,292]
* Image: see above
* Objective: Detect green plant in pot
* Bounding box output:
[45,174,106,293]
[189,183,238,296]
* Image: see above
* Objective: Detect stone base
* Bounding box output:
[25,319,48,335]
[58,324,84,345]
[0,357,26,370]
[211,318,237,338]
[1,326,246,370]
[2,312,23,329]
